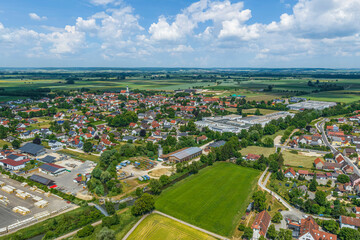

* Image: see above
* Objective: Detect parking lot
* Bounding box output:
[25,159,96,196]
[0,173,74,229]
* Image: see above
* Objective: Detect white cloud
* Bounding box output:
[90,0,116,6]
[43,25,85,54]
[29,13,47,21]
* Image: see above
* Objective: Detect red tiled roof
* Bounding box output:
[341,215,360,227]
[251,210,271,237]
[285,167,296,176]
[0,158,30,167]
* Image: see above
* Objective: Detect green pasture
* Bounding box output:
[155,162,260,237]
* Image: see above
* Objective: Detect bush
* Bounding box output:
[238,224,246,231]
[77,225,94,238]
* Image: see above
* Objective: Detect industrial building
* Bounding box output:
[288,100,337,110]
[195,112,294,133]
[160,147,202,163]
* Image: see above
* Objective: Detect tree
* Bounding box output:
[33,137,41,145]
[267,224,277,240]
[96,227,115,240]
[252,191,266,211]
[12,139,21,149]
[276,229,292,240]
[135,187,143,197]
[83,141,93,153]
[242,227,253,239]
[255,109,261,115]
[105,201,115,215]
[272,212,283,223]
[322,220,339,234]
[140,129,146,137]
[100,171,111,183]
[131,193,155,216]
[77,225,94,238]
[159,175,170,186]
[2,144,8,150]
[337,174,350,184]
[314,191,327,206]
[149,179,162,195]
[309,174,317,192]
[338,227,360,240]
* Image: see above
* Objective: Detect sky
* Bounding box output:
[0,0,360,68]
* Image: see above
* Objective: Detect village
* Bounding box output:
[1,87,360,240]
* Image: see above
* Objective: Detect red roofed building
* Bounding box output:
[284,167,297,178]
[246,153,261,161]
[299,216,337,240]
[251,210,271,240]
[340,215,360,229]
[0,158,31,170]
[314,158,324,169]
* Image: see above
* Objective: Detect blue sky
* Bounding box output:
[0,0,359,68]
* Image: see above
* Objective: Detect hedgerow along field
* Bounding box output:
[155,162,260,237]
[127,214,216,240]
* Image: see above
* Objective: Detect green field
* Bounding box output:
[283,150,318,168]
[240,146,276,157]
[128,214,216,240]
[155,162,260,237]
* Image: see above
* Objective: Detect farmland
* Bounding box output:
[155,162,260,237]
[127,214,216,240]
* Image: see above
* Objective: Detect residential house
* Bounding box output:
[299,216,337,240]
[284,168,297,179]
[251,210,271,240]
[340,215,360,229]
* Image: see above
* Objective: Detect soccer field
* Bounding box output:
[127,214,216,240]
[155,162,260,237]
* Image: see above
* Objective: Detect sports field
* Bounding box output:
[127,214,216,240]
[155,162,260,237]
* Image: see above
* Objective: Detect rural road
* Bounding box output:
[122,211,230,240]
[275,145,330,154]
[316,120,360,176]
[258,168,332,222]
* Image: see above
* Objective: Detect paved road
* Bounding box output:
[258,168,332,221]
[316,120,360,176]
[122,214,149,240]
[275,145,330,154]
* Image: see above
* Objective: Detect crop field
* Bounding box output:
[155,162,260,237]
[127,214,216,240]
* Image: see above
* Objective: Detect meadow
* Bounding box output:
[127,214,216,240]
[155,162,260,237]
[240,146,276,157]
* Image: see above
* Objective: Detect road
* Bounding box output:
[275,145,330,154]
[258,168,331,222]
[316,120,360,176]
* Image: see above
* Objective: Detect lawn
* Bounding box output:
[282,150,318,168]
[127,214,216,240]
[240,146,276,157]
[155,162,260,237]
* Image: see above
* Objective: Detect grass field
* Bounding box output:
[127,214,216,240]
[242,108,279,115]
[283,150,317,168]
[155,162,260,237]
[240,146,276,157]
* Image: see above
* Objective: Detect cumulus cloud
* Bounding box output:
[149,0,257,42]
[29,13,47,21]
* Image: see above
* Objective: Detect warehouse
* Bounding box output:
[19,143,45,157]
[39,163,66,176]
[288,100,337,110]
[160,147,202,163]
[29,174,55,186]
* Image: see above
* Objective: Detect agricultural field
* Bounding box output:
[282,150,318,169]
[127,214,216,240]
[155,162,260,237]
[240,146,276,157]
